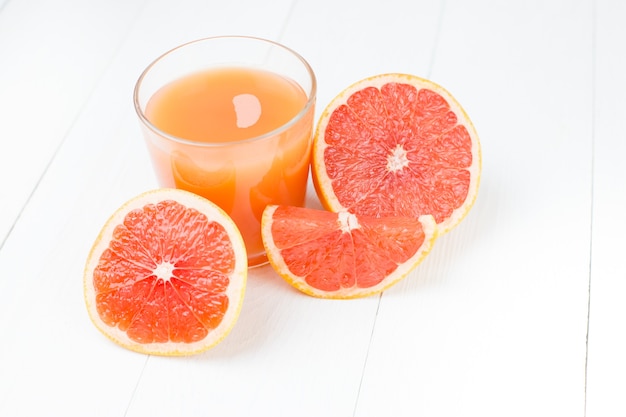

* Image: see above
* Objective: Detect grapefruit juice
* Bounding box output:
[140,66,315,266]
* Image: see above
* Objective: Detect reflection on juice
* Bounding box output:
[142,67,314,265]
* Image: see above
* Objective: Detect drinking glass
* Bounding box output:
[134,36,316,266]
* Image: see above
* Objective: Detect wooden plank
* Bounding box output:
[0,0,145,245]
[355,0,593,415]
[0,1,150,415]
[280,0,444,121]
[585,0,626,415]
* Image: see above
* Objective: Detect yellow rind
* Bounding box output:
[83,188,247,356]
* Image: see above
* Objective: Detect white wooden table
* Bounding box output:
[1,0,624,415]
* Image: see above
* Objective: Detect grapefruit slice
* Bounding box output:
[261,205,437,299]
[312,73,481,234]
[83,188,247,356]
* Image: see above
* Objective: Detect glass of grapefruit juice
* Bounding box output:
[134,36,316,266]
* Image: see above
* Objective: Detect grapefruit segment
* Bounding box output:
[84,188,247,356]
[261,205,437,299]
[312,73,481,234]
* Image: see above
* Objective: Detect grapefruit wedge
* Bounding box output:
[84,189,247,356]
[312,73,481,234]
[261,205,437,299]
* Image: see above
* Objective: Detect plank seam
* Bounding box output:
[584,0,598,415]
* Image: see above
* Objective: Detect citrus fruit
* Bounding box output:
[312,73,481,234]
[261,205,437,299]
[83,188,247,356]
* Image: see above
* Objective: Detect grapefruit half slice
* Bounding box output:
[312,73,481,234]
[83,188,247,356]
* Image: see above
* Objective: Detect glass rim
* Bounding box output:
[133,35,317,148]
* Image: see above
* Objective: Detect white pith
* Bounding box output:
[153,261,175,282]
[386,144,410,172]
[338,211,360,233]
